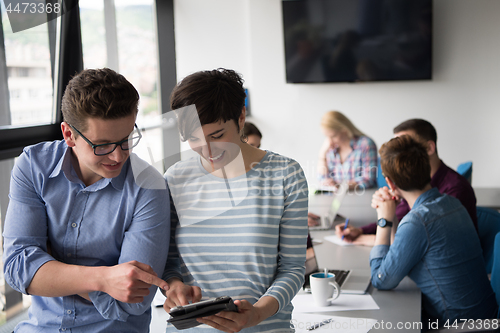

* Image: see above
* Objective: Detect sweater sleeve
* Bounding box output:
[262,160,309,313]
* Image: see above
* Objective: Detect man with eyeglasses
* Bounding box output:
[3,68,171,332]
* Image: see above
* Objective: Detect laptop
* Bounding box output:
[308,183,348,231]
[303,242,372,295]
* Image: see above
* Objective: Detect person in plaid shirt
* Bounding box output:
[317,110,377,190]
[309,111,377,227]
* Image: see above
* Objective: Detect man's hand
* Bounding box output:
[371,187,400,209]
[335,223,363,242]
[308,212,321,227]
[99,260,168,303]
[375,194,397,222]
[163,278,202,313]
[197,299,268,333]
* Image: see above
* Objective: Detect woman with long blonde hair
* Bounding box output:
[317,110,377,190]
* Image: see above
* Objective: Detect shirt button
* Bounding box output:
[67,310,72,314]
[71,223,77,228]
[378,273,383,279]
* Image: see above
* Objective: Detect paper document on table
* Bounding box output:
[324,235,355,246]
[292,293,379,313]
[153,288,166,307]
[291,313,377,333]
[314,185,338,193]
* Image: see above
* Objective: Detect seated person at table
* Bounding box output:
[309,110,376,226]
[2,68,170,332]
[370,135,497,327]
[317,110,377,190]
[336,118,477,242]
[243,121,262,148]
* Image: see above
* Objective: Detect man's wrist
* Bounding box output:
[374,223,392,246]
[166,277,183,286]
[376,218,393,228]
[91,266,107,293]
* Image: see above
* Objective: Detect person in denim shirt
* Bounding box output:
[370,135,497,329]
[337,118,477,244]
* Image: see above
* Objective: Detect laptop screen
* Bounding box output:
[303,241,351,291]
[305,246,318,276]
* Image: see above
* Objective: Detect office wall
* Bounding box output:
[173,0,500,188]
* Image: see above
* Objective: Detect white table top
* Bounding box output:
[309,229,421,333]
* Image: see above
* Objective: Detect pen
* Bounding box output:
[341,218,350,240]
[306,318,333,331]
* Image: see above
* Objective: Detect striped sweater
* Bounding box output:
[163,150,308,332]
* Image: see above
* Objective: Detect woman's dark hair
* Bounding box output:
[170,68,246,141]
[61,68,139,133]
[379,135,431,191]
[243,122,262,139]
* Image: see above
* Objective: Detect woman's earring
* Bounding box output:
[240,130,248,143]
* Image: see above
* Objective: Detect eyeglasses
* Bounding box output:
[69,123,142,156]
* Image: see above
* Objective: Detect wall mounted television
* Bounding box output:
[282,0,432,83]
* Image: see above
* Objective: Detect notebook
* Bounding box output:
[308,183,348,231]
[303,242,372,295]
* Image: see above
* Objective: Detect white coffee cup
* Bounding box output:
[310,272,341,307]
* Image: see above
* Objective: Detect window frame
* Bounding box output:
[0,0,84,320]
[0,0,83,161]
[0,0,178,324]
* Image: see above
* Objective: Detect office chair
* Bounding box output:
[376,157,388,188]
[457,161,473,183]
[477,206,500,274]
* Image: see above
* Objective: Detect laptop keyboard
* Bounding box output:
[328,269,350,287]
[303,269,351,290]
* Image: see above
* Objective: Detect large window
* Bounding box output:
[0,0,177,328]
[0,1,58,324]
[80,0,165,172]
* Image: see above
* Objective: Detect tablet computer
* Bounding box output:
[167,296,238,330]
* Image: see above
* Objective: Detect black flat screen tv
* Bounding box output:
[282,0,432,83]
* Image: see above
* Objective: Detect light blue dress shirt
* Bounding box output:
[3,140,170,332]
[370,188,497,325]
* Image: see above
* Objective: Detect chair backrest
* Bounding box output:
[377,157,388,188]
[477,206,500,274]
[490,233,500,317]
[457,161,473,183]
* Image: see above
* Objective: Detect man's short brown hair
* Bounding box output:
[393,118,437,145]
[379,135,431,191]
[61,68,139,132]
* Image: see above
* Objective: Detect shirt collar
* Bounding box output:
[49,144,127,191]
[332,136,358,153]
[49,144,78,182]
[413,187,441,210]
